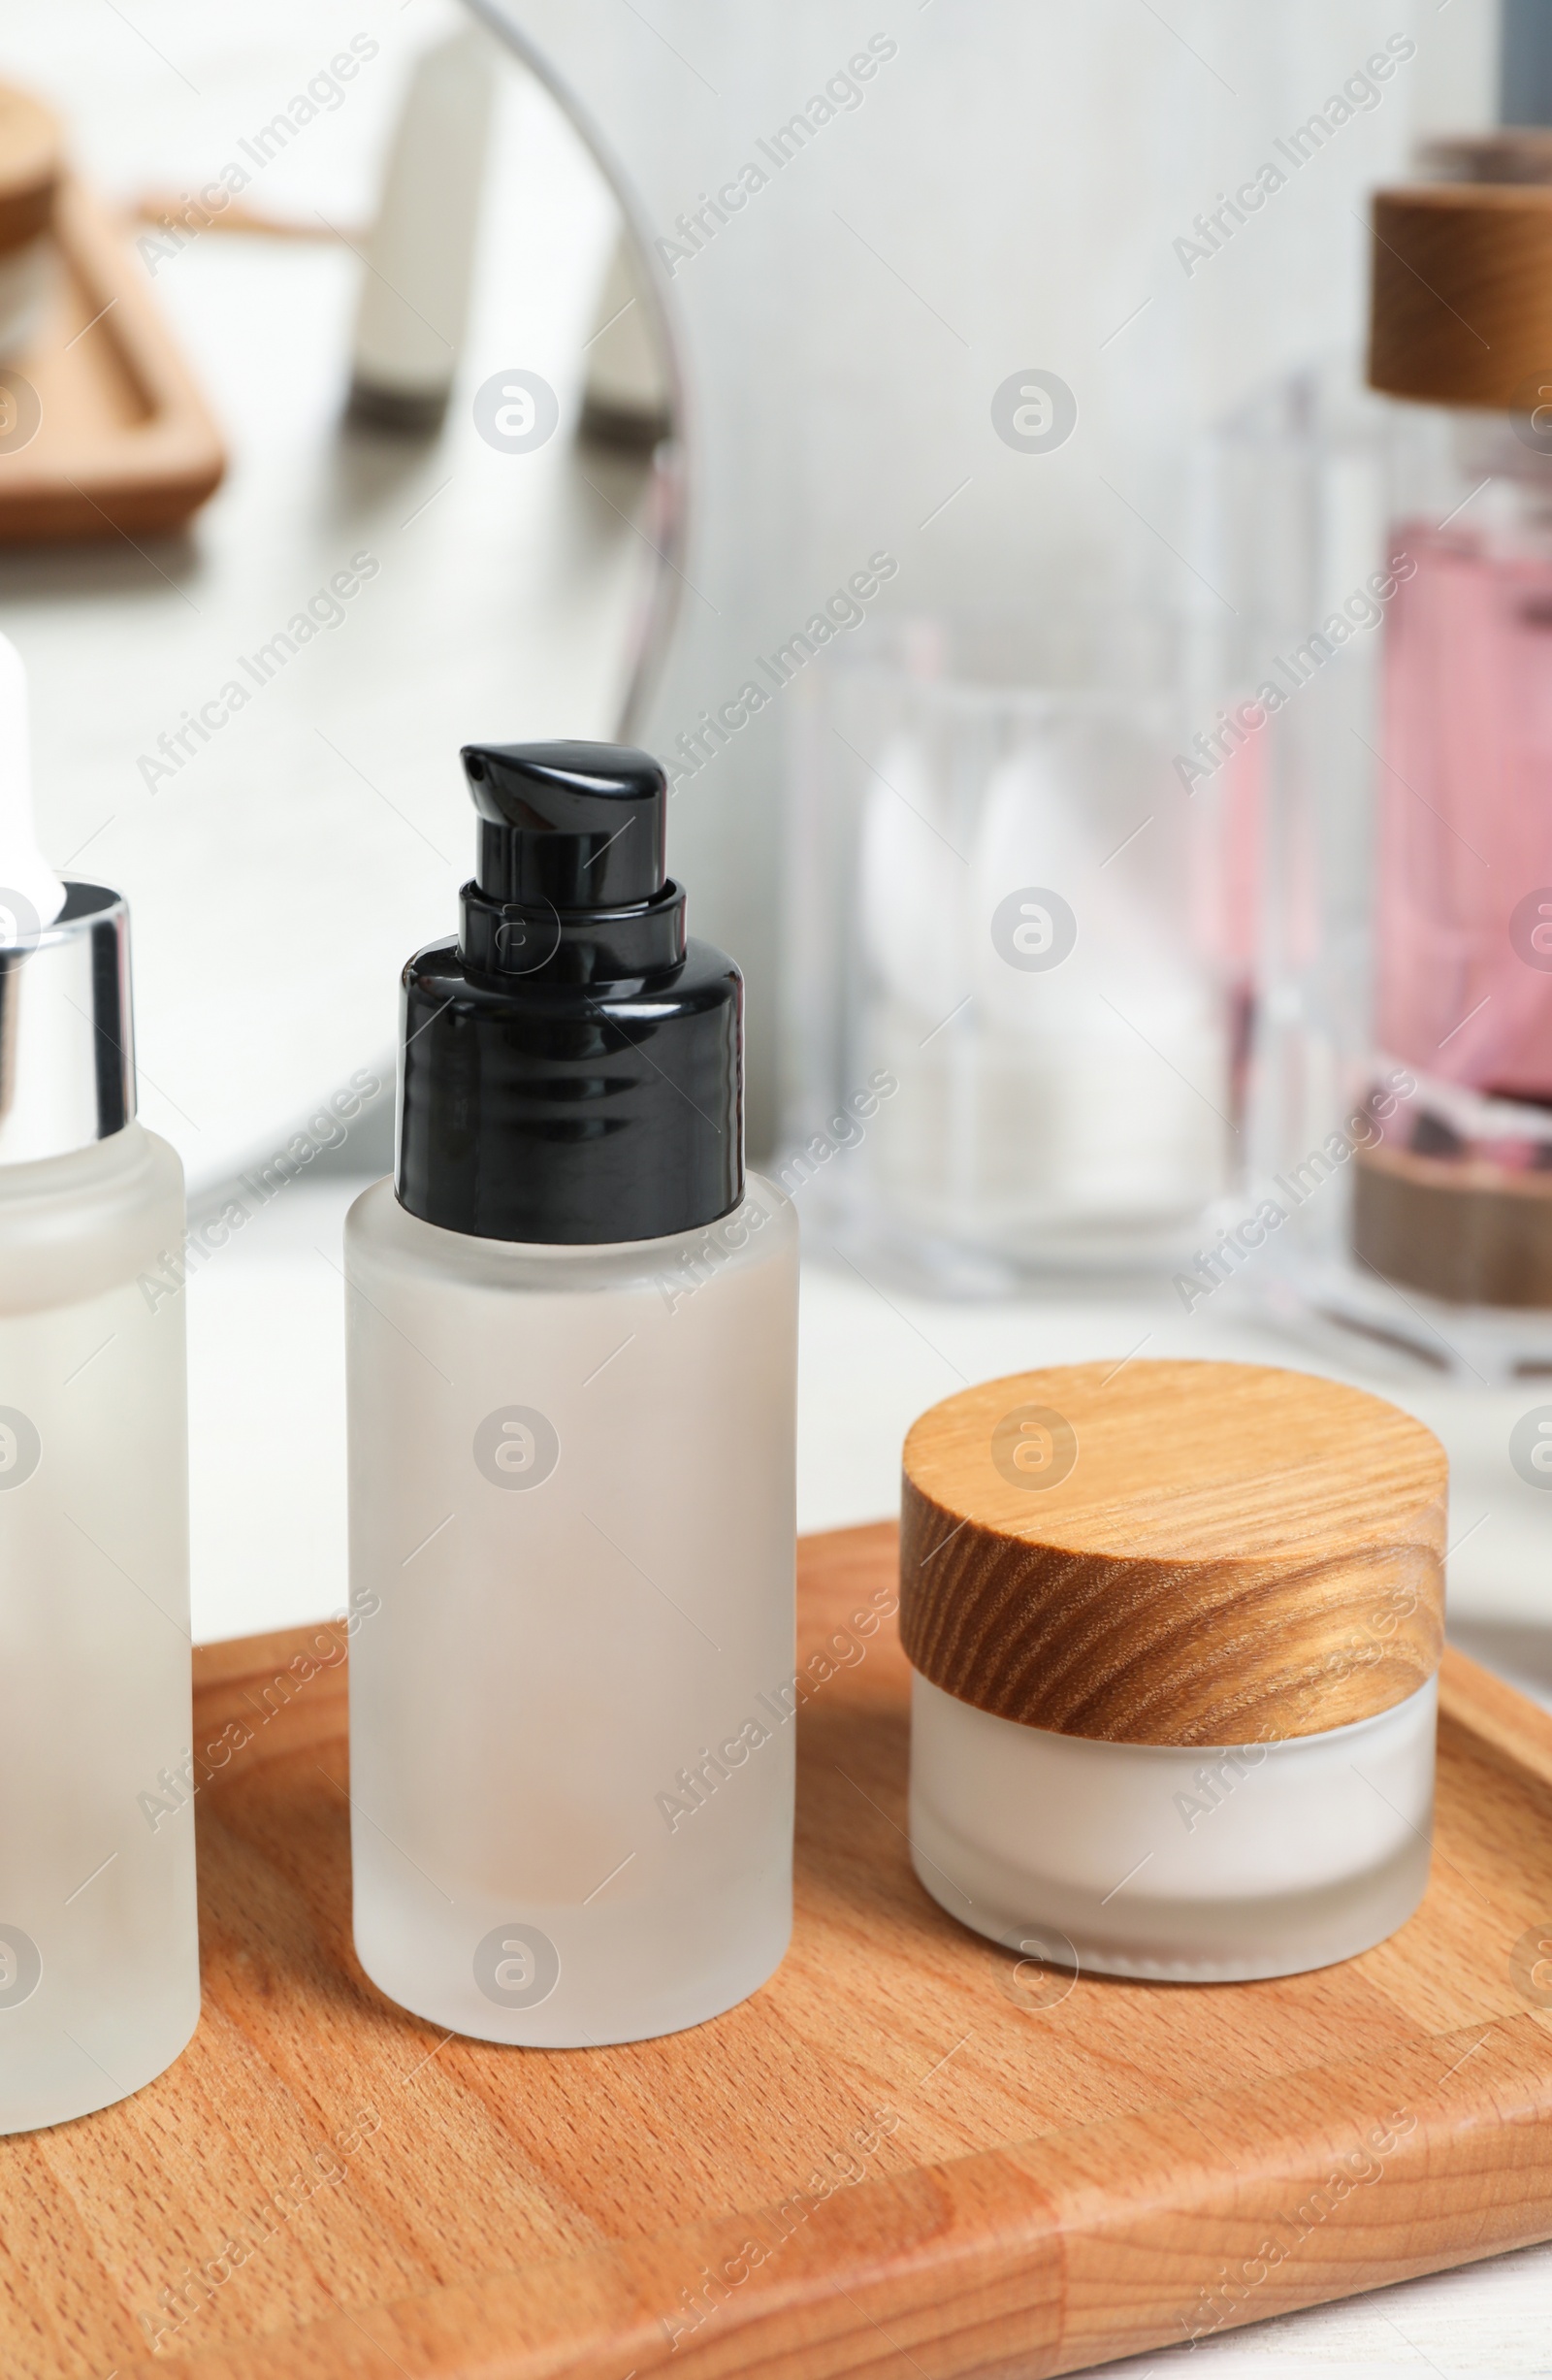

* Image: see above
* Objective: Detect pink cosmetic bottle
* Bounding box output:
[1211,141,1552,1378]
[1354,149,1552,1319]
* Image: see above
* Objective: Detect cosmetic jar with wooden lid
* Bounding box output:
[0,85,59,363]
[901,1361,1446,1982]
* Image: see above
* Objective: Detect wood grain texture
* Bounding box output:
[3,1522,1548,2380]
[0,177,224,543]
[900,1362,1446,1744]
[1369,181,1552,408]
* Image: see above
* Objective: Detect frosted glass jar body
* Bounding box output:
[910,1671,1436,1983]
[345,1177,798,2046]
[0,1125,199,2132]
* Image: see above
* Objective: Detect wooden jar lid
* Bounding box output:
[899,1361,1446,1746]
[1369,180,1552,409]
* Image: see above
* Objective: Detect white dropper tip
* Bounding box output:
[0,632,65,943]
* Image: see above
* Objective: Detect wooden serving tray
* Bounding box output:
[0,176,224,543]
[8,1523,1552,2379]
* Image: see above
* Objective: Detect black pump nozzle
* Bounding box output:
[398,736,743,1244]
[462,740,667,909]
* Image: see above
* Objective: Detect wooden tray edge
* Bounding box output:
[112,2011,1552,2379]
[1439,1642,1552,1788]
[0,175,225,544]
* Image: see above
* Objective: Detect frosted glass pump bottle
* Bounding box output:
[0,635,198,2132]
[346,740,797,2046]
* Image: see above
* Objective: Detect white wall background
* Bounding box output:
[483,0,1501,1144]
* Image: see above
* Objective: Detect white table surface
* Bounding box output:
[3,7,1548,2369]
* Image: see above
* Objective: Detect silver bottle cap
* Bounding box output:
[0,882,135,1166]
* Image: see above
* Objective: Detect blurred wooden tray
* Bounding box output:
[0,175,223,542]
[5,1522,1552,2378]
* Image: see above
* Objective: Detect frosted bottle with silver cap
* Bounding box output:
[345,740,798,2046]
[0,636,198,2130]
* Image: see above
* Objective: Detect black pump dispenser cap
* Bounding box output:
[465,739,667,908]
[396,740,743,1245]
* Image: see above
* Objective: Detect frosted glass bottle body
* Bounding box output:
[0,1125,199,2132]
[345,1176,797,2046]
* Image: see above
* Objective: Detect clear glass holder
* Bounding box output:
[783,645,1238,1289]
